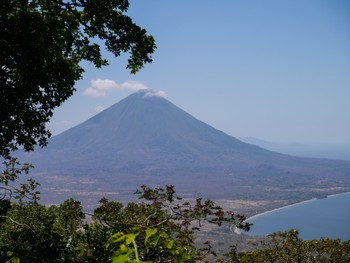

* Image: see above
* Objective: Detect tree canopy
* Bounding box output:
[0,185,251,262]
[0,0,156,158]
[234,230,350,263]
[1,183,350,262]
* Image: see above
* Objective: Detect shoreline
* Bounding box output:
[233,190,350,239]
[246,190,350,223]
[246,198,317,222]
[327,191,350,198]
[232,198,318,235]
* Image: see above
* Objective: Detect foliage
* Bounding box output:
[0,200,85,262]
[80,185,251,263]
[103,185,250,263]
[0,0,156,157]
[1,185,350,262]
[0,185,250,262]
[106,227,192,263]
[5,257,20,263]
[0,157,40,204]
[231,230,350,263]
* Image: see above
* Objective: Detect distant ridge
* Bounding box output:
[19,90,350,209]
[240,137,350,161]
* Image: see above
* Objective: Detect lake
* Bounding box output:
[246,191,350,240]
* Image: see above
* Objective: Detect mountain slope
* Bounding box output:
[27,91,275,173]
[20,90,350,206]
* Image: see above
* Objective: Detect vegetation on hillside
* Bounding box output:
[1,161,350,262]
[235,230,350,263]
[0,161,249,262]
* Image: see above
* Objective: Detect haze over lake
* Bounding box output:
[247,191,350,240]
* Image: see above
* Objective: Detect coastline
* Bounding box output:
[246,198,317,222]
[231,191,350,236]
[246,190,350,223]
[234,191,350,241]
[232,198,318,235]
[326,191,350,198]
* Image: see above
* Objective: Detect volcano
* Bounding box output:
[19,90,350,208]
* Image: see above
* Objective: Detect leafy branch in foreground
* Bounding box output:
[0,158,41,262]
[105,185,251,263]
[1,185,350,262]
[0,157,39,204]
[1,0,156,158]
[1,184,250,262]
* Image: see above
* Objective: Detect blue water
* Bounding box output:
[247,192,350,240]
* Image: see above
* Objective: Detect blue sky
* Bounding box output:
[48,0,350,144]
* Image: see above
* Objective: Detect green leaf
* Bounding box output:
[124,232,139,245]
[112,249,134,263]
[145,228,157,245]
[165,239,174,249]
[107,232,126,248]
[5,257,20,263]
[159,230,169,239]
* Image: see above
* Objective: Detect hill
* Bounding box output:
[19,90,350,214]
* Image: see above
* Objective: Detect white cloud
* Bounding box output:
[121,81,149,91]
[83,87,106,97]
[143,90,167,98]
[95,105,105,112]
[83,78,149,97]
